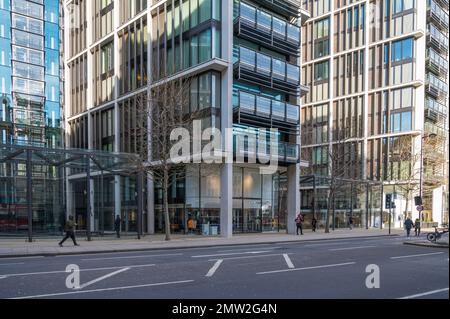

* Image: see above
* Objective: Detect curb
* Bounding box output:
[0,234,400,259]
[403,241,449,248]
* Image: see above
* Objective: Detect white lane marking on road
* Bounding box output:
[390,252,444,260]
[398,288,449,299]
[206,260,223,277]
[81,253,183,261]
[218,247,281,253]
[256,262,356,275]
[192,251,271,258]
[283,254,295,269]
[329,246,377,251]
[10,280,195,299]
[0,256,44,260]
[208,253,289,262]
[0,263,155,278]
[0,262,25,266]
[78,267,130,290]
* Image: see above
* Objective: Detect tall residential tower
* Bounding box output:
[300,0,449,228]
[63,0,311,236]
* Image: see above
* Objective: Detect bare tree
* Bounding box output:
[301,126,359,233]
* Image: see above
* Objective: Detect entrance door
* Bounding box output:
[233,208,243,233]
[243,200,262,233]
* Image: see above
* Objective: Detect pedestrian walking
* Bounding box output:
[404,217,414,239]
[312,216,317,232]
[59,215,79,247]
[348,215,354,230]
[414,218,421,237]
[114,215,121,238]
[295,213,304,235]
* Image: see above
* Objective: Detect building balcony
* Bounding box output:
[428,0,449,32]
[425,98,448,122]
[233,46,301,96]
[233,90,300,128]
[434,0,449,11]
[427,49,449,78]
[426,74,448,99]
[233,131,299,165]
[427,25,449,55]
[234,2,300,56]
[259,0,304,19]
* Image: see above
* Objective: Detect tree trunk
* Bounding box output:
[325,189,331,233]
[163,168,171,241]
[404,195,410,225]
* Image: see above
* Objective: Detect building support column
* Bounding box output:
[220,164,233,238]
[137,170,144,239]
[287,164,300,235]
[26,150,33,243]
[86,156,92,241]
[220,0,233,238]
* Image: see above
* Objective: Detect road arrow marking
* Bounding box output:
[283,254,295,269]
[77,267,130,290]
[206,260,223,277]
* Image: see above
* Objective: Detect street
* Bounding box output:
[0,236,448,299]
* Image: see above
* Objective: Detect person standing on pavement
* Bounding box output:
[414,218,421,237]
[404,217,414,239]
[312,216,318,232]
[59,215,79,247]
[348,215,354,230]
[295,213,304,235]
[114,215,121,238]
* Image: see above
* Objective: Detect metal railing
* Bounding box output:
[233,90,300,124]
[233,46,300,85]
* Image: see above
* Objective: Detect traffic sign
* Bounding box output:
[416,205,424,212]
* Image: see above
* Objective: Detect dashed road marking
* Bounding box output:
[256,262,356,275]
[283,254,295,269]
[398,288,449,299]
[390,252,444,260]
[206,260,223,277]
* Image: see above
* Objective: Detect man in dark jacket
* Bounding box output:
[414,218,421,237]
[295,213,304,235]
[114,215,121,238]
[59,215,79,247]
[404,217,414,239]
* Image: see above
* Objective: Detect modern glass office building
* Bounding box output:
[63,0,312,237]
[300,0,449,229]
[0,0,63,235]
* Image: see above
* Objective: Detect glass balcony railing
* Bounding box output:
[426,73,449,96]
[234,90,300,123]
[427,48,449,76]
[234,46,300,95]
[233,126,299,164]
[234,1,300,49]
[259,0,302,19]
[428,24,449,53]
[428,0,450,30]
[426,98,448,116]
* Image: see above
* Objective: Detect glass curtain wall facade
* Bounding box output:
[300,0,449,229]
[0,0,62,235]
[64,0,308,237]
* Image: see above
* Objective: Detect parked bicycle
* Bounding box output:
[427,226,449,243]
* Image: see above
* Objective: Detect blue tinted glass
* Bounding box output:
[45,101,61,128]
[45,75,60,102]
[0,9,11,39]
[401,111,412,131]
[402,38,413,59]
[0,66,12,94]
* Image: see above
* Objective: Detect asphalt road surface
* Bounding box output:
[0,236,448,299]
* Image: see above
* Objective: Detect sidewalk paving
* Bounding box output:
[0,228,406,258]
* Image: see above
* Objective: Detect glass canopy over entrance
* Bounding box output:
[0,143,143,242]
